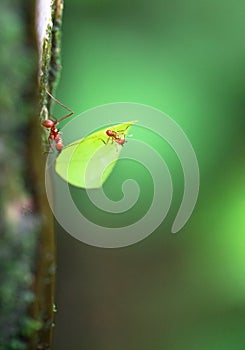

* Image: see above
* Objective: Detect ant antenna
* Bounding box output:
[46,89,74,121]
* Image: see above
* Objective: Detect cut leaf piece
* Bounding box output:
[55,121,137,189]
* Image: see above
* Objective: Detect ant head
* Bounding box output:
[106,129,113,136]
[42,119,55,128]
[106,129,118,137]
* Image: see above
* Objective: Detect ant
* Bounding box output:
[104,125,130,146]
[105,129,126,145]
[41,90,74,153]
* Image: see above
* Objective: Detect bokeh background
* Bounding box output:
[51,0,245,349]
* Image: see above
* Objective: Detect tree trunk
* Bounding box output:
[0,1,63,349]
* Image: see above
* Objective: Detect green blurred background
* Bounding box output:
[52,0,245,349]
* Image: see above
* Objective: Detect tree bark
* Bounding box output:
[0,1,63,349]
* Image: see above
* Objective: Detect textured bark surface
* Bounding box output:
[0,0,63,349]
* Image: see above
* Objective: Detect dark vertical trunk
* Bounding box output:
[0,1,63,349]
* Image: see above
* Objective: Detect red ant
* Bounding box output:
[104,125,130,146]
[41,91,74,153]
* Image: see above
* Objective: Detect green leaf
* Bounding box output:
[55,121,137,189]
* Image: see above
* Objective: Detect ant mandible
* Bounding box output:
[41,90,74,153]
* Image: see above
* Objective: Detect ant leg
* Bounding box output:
[100,137,112,145]
[44,138,55,154]
[116,125,130,135]
[100,138,106,145]
[105,136,111,144]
